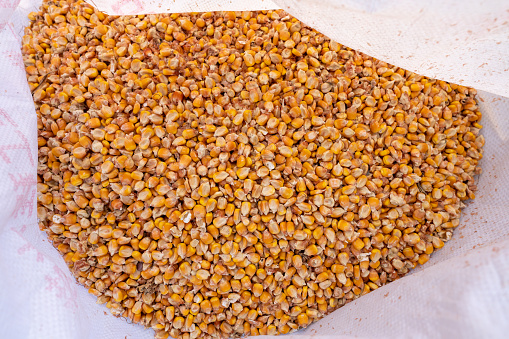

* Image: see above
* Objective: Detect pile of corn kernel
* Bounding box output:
[28,0,484,338]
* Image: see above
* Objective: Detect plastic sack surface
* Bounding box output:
[0,0,508,338]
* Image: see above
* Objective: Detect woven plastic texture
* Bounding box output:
[0,0,508,338]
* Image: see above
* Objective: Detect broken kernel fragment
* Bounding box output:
[30,2,483,339]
